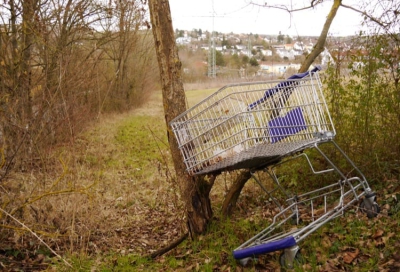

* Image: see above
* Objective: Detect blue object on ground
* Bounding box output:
[233,236,297,259]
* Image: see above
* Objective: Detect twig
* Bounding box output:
[0,207,73,268]
[249,0,322,13]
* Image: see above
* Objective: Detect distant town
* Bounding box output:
[174,28,360,80]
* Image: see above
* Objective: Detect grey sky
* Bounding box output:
[169,0,366,36]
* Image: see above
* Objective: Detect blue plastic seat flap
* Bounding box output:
[268,107,307,143]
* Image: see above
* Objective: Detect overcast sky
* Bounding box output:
[169,0,366,37]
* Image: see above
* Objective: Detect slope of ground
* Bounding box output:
[1,88,399,272]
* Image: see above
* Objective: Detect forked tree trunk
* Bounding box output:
[221,0,342,217]
[148,0,213,236]
[221,170,252,217]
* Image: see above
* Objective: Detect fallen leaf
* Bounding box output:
[357,253,372,263]
[372,229,384,239]
[374,237,385,248]
[342,248,359,264]
[322,259,342,271]
[321,236,332,248]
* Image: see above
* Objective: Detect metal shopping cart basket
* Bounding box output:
[170,66,379,268]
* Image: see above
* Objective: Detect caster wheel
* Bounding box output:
[360,200,380,218]
[238,257,252,266]
[279,251,303,269]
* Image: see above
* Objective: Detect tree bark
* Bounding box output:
[148,0,213,237]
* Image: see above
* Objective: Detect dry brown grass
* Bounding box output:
[0,82,245,270]
[0,90,189,269]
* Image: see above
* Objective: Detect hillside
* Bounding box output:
[2,86,399,271]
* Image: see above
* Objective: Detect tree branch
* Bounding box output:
[340,3,389,30]
[299,0,341,73]
[249,0,325,14]
[0,207,72,268]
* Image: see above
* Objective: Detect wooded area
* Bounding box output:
[0,0,159,174]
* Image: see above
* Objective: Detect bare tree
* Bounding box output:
[148,0,215,238]
[0,0,156,177]
[0,0,40,170]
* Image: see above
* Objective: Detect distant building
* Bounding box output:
[176,37,191,45]
[261,49,272,56]
[257,62,301,76]
[321,48,335,65]
[276,49,295,60]
[284,43,294,50]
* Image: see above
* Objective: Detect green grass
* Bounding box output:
[185,88,218,107]
[114,115,168,176]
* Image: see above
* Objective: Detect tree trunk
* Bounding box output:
[148,0,213,236]
[221,170,252,217]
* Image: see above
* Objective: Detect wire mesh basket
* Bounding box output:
[170,69,335,175]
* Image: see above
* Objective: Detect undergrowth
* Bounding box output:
[1,89,399,272]
[56,193,400,271]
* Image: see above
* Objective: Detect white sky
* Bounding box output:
[169,0,367,37]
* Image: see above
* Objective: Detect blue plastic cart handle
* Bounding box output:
[248,66,321,110]
[233,236,297,259]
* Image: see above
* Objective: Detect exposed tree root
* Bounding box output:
[145,232,189,259]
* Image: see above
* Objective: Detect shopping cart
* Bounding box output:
[170,66,379,268]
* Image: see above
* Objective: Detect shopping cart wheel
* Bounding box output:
[238,257,253,266]
[279,246,302,269]
[360,200,380,219]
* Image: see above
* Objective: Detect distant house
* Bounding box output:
[293,42,304,51]
[276,49,295,60]
[284,43,294,50]
[321,48,335,65]
[176,37,191,45]
[236,45,246,51]
[228,36,241,44]
[253,46,264,50]
[272,45,285,50]
[257,62,301,76]
[304,42,314,53]
[261,49,272,56]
